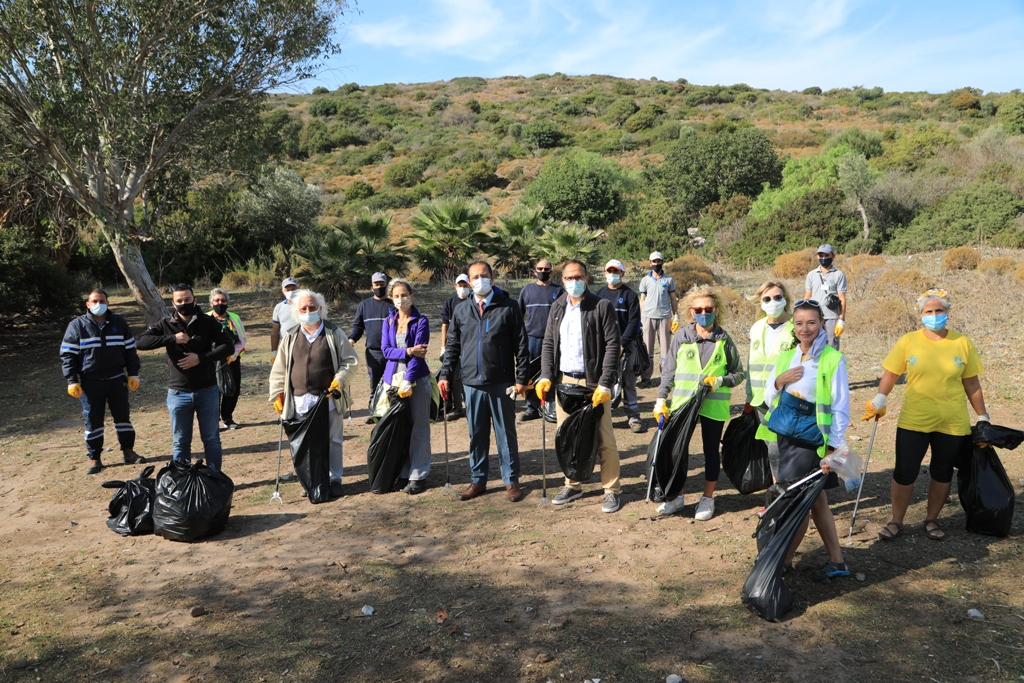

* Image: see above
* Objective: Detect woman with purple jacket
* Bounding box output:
[381,279,433,494]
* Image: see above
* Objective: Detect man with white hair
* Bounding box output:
[270,277,300,362]
[638,251,678,386]
[269,289,359,498]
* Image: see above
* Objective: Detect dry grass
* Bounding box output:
[772,248,817,279]
[942,245,981,271]
[978,256,1016,275]
[665,254,716,292]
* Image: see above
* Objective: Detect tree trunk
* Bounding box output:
[857,200,869,240]
[106,229,169,327]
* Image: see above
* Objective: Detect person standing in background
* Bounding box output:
[803,245,847,349]
[270,277,300,362]
[439,273,472,421]
[207,288,247,430]
[516,258,564,423]
[349,272,395,422]
[639,251,678,387]
[595,259,644,433]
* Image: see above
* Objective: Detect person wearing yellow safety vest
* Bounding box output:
[762,300,850,580]
[743,281,795,484]
[653,285,745,521]
[208,288,247,430]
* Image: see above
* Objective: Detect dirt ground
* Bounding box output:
[1,269,1022,683]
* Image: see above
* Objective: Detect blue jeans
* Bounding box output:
[80,377,135,459]
[167,385,223,470]
[464,383,520,486]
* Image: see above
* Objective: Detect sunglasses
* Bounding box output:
[691,306,716,314]
[761,294,785,303]
[794,299,822,308]
[171,283,192,292]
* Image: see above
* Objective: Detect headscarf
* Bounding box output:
[916,288,952,312]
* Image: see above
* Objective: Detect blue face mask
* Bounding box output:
[298,310,321,325]
[88,303,107,316]
[693,312,716,328]
[565,280,587,298]
[922,313,947,331]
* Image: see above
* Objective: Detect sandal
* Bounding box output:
[923,519,946,541]
[878,520,903,541]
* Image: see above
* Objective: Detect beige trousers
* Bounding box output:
[555,376,621,493]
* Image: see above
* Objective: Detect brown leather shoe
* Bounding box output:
[458,483,486,501]
[506,482,525,502]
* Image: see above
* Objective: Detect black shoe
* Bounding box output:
[86,458,103,475]
[123,450,146,465]
[402,479,427,495]
[364,416,376,425]
[516,409,540,424]
[393,478,409,492]
[330,481,344,498]
[445,409,465,422]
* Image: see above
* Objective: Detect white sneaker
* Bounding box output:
[657,495,686,516]
[695,496,715,521]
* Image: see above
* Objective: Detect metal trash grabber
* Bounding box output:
[848,417,879,542]
[538,406,550,506]
[646,415,665,502]
[758,468,825,520]
[270,417,284,507]
[442,399,453,493]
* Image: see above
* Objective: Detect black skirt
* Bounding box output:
[777,435,838,489]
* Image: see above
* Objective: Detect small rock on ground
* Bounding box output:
[547,615,567,630]
[190,606,207,617]
[535,653,553,663]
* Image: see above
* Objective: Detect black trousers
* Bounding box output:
[220,359,242,422]
[365,349,386,406]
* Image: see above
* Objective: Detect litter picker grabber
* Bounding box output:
[538,410,550,506]
[646,415,665,502]
[270,417,284,507]
[442,401,453,493]
[848,417,879,542]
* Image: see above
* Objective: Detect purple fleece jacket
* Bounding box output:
[381,306,431,384]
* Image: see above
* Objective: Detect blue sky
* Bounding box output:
[306,0,1024,94]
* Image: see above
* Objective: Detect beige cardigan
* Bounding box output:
[268,320,359,419]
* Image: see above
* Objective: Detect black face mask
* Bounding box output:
[372,287,387,299]
[651,263,663,273]
[819,257,834,268]
[536,271,551,282]
[174,302,198,317]
[212,303,228,316]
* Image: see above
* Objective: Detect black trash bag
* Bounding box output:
[282,392,334,504]
[972,421,1024,450]
[554,385,604,483]
[540,399,557,424]
[742,470,828,621]
[366,388,412,494]
[721,411,773,495]
[645,385,710,502]
[632,334,651,377]
[102,465,156,536]
[153,459,234,542]
[959,429,1016,537]
[215,360,236,396]
[611,347,631,409]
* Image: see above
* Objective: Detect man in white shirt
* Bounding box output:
[638,251,678,386]
[271,277,301,361]
[803,244,847,349]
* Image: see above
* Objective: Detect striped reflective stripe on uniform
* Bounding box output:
[703,393,730,401]
[124,338,136,349]
[747,363,770,371]
[114,422,134,432]
[60,344,81,354]
[749,378,766,388]
[84,427,104,440]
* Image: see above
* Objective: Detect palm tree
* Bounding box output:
[536,221,606,268]
[344,209,411,277]
[409,197,490,283]
[489,203,547,277]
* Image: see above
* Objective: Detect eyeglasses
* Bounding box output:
[171,283,192,292]
[691,307,716,314]
[794,299,822,308]
[761,294,785,303]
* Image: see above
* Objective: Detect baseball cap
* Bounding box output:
[455,274,469,284]
[281,277,299,289]
[371,272,388,284]
[604,259,625,273]
[649,251,664,261]
[816,244,835,255]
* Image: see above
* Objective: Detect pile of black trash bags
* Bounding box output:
[103,460,234,542]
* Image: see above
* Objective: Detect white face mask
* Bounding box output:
[393,296,412,310]
[88,303,107,316]
[456,286,471,299]
[285,289,298,302]
[472,277,492,297]
[565,280,587,298]
[298,310,320,325]
[605,273,621,286]
[761,299,787,318]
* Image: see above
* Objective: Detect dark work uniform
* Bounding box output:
[349,297,394,404]
[440,294,468,414]
[517,282,565,413]
[596,284,642,419]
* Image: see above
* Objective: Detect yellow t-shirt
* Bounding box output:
[882,329,983,436]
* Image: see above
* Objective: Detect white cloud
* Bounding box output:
[352,0,510,59]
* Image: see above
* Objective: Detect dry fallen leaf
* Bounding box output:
[436,609,449,624]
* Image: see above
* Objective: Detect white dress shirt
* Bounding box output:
[558,299,585,374]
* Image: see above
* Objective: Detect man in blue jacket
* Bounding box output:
[439,260,530,502]
[517,258,564,423]
[348,272,394,420]
[595,259,644,433]
[60,289,144,474]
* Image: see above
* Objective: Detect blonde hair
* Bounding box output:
[917,288,951,312]
[754,280,792,318]
[290,289,328,320]
[680,284,725,325]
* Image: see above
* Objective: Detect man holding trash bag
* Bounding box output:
[536,259,623,514]
[439,260,530,503]
[61,288,145,475]
[269,289,359,498]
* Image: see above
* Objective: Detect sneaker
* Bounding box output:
[122,450,146,465]
[85,458,103,475]
[516,409,540,424]
[329,481,344,498]
[602,492,622,513]
[551,486,583,505]
[657,495,686,516]
[813,560,850,581]
[445,409,465,422]
[402,479,427,495]
[694,496,715,521]
[629,418,644,434]
[393,478,410,492]
[225,421,240,430]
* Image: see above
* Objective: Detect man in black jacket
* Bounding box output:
[536,260,623,513]
[439,260,530,502]
[595,259,644,433]
[137,284,234,470]
[348,272,394,420]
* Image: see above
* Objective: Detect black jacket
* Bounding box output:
[541,290,621,390]
[441,287,529,386]
[60,312,141,383]
[136,312,234,391]
[595,284,641,346]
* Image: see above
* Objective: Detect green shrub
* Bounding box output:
[382,160,423,188]
[802,86,823,95]
[950,91,981,111]
[623,104,664,132]
[553,98,586,117]
[997,92,1024,134]
[308,98,339,117]
[428,95,452,115]
[844,236,878,254]
[465,98,481,114]
[522,149,632,228]
[887,182,1024,252]
[462,160,498,191]
[327,123,363,147]
[0,225,78,327]
[312,86,329,95]
[345,180,375,202]
[876,123,958,171]
[298,119,332,155]
[824,127,884,159]
[605,98,639,126]
[521,120,564,148]
[338,82,360,95]
[611,80,635,96]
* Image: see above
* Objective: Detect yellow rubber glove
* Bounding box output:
[273,394,284,414]
[398,380,413,398]
[860,400,886,421]
[702,376,724,391]
[127,377,140,392]
[671,314,680,334]
[67,383,83,399]
[835,319,845,337]
[653,398,670,423]
[535,379,552,402]
[328,379,341,394]
[226,354,235,364]
[592,386,612,407]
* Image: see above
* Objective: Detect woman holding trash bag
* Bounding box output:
[745,281,795,482]
[208,288,247,429]
[763,299,850,579]
[379,279,433,495]
[269,290,358,498]
[653,285,745,520]
[863,288,988,542]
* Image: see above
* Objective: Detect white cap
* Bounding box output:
[604,259,625,273]
[455,274,469,284]
[649,251,664,261]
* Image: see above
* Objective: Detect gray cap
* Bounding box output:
[281,277,299,289]
[816,244,835,255]
[371,272,388,284]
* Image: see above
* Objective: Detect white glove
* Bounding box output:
[439,349,445,361]
[654,398,665,411]
[977,413,990,423]
[702,376,724,391]
[270,350,277,361]
[870,393,887,410]
[398,380,413,398]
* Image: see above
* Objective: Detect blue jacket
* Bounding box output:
[595,284,641,345]
[60,312,141,384]
[441,287,530,387]
[518,282,565,339]
[349,297,394,353]
[381,307,431,385]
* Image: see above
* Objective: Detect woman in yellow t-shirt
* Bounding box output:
[862,289,989,541]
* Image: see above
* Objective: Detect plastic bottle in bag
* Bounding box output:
[823,446,862,491]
